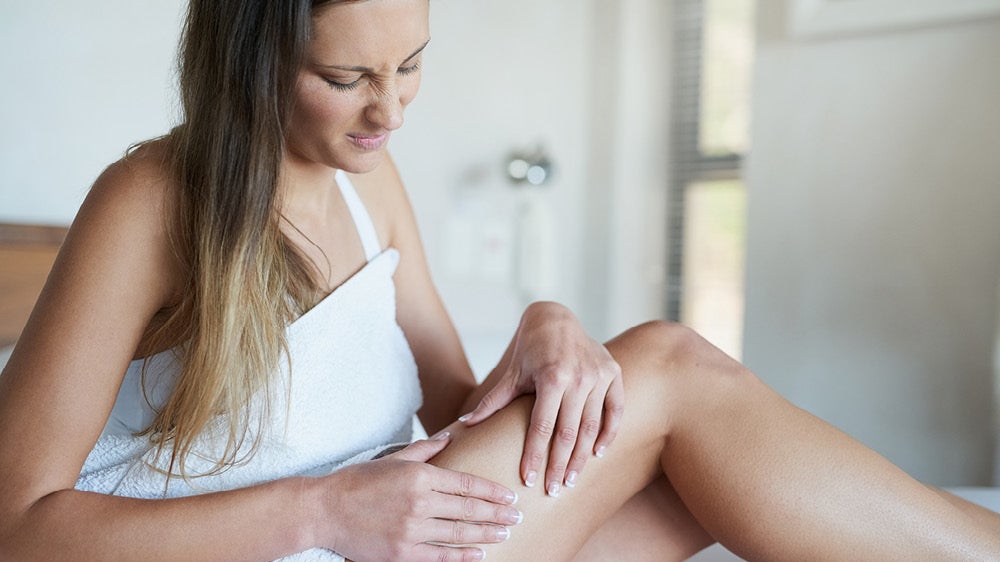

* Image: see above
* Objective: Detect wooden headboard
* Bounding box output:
[0,223,68,348]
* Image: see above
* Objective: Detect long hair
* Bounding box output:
[139,0,349,479]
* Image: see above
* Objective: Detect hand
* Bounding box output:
[318,434,522,562]
[460,302,624,498]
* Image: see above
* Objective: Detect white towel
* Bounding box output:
[75,249,423,561]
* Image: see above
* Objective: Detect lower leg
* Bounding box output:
[573,476,715,562]
[607,322,1000,561]
[429,321,1000,560]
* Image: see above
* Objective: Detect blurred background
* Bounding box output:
[1,0,999,487]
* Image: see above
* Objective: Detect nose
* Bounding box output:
[365,83,405,132]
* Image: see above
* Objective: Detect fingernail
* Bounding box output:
[565,471,578,488]
[497,527,510,541]
[547,482,561,497]
[432,431,451,441]
[595,445,607,458]
[524,470,537,487]
[473,549,486,560]
[507,509,524,525]
[503,490,518,504]
[458,412,473,423]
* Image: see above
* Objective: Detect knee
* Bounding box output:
[615,320,717,367]
[611,320,747,396]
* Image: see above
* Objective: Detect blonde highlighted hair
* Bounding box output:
[137,0,352,479]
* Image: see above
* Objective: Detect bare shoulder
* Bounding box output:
[49,138,184,324]
[86,139,176,232]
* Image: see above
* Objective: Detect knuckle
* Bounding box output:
[487,482,505,502]
[459,472,473,496]
[462,497,476,520]
[556,426,577,444]
[538,364,568,385]
[406,494,429,516]
[609,360,623,377]
[580,418,601,437]
[479,391,503,411]
[569,452,588,469]
[608,403,626,418]
[526,450,546,466]
[408,463,429,484]
[485,525,503,542]
[452,521,466,544]
[531,418,556,438]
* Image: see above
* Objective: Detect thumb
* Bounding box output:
[390,432,451,462]
[460,378,520,426]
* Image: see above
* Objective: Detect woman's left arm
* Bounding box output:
[366,156,624,494]
[360,156,477,435]
[459,302,624,497]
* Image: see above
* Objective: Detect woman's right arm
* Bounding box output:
[0,156,316,560]
[0,156,517,561]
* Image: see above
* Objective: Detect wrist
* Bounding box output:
[297,475,337,553]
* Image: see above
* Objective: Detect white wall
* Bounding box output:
[745,3,1000,485]
[0,1,186,224]
[393,0,673,375]
[392,0,595,374]
[0,1,672,377]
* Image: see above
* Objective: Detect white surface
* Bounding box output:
[0,1,186,224]
[746,3,1000,486]
[790,0,1000,38]
[0,346,11,369]
[688,487,1000,561]
[0,2,674,374]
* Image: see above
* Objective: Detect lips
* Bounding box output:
[347,133,389,151]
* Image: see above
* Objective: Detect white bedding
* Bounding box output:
[0,345,11,369]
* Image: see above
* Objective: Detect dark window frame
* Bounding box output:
[666,0,747,321]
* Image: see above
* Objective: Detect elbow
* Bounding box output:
[0,490,62,560]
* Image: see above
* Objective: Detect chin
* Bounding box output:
[333,150,387,175]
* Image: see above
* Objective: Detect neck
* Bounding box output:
[279,152,340,219]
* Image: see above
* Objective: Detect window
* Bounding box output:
[667,0,755,359]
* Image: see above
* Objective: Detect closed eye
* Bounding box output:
[398,63,421,76]
[324,76,362,91]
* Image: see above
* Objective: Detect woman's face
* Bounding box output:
[285,0,430,174]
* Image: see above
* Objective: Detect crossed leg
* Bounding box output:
[429,321,1000,561]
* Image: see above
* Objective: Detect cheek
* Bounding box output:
[399,76,422,108]
[294,82,358,132]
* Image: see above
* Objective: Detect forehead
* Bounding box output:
[310,0,430,64]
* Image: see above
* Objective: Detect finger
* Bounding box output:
[410,543,486,562]
[594,372,625,457]
[430,466,519,506]
[423,519,511,546]
[391,432,452,463]
[563,386,607,488]
[543,387,589,498]
[459,375,519,426]
[434,494,524,527]
[520,386,563,489]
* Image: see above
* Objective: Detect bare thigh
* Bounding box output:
[427,325,716,560]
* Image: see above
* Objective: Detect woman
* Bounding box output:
[0,0,997,560]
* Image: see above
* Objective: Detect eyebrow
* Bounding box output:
[319,38,431,72]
